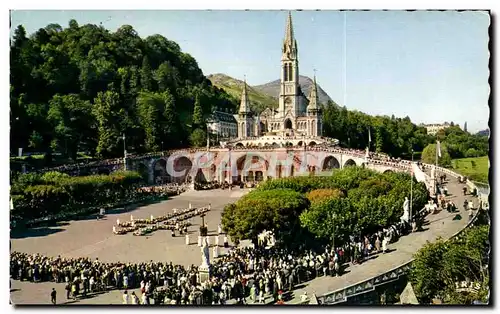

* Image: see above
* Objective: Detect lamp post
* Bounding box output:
[330,212,337,250]
[410,149,414,224]
[122,133,127,171]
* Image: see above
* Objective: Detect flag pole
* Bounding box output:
[435,140,439,196]
[410,149,414,225]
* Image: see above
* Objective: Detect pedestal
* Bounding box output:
[198,264,211,284]
[186,234,190,245]
[214,235,219,247]
[213,246,219,258]
[198,236,202,247]
[205,236,210,246]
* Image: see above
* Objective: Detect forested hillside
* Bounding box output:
[10,21,238,160]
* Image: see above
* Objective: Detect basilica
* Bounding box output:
[234,12,328,146]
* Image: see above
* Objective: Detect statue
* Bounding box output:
[400,197,410,223]
[201,237,210,267]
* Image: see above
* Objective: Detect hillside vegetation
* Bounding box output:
[10,22,238,162]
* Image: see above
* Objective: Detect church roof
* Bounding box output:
[210,110,237,123]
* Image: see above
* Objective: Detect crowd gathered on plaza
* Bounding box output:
[11,205,425,305]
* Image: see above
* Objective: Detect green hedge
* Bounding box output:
[10,171,144,222]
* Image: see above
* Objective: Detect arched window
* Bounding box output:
[288,64,293,81]
[284,64,289,82]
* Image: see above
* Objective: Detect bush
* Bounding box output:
[221,189,310,243]
[306,188,344,204]
[10,171,144,221]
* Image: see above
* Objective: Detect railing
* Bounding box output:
[316,166,489,305]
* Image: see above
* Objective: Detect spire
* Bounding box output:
[239,76,250,114]
[284,11,295,46]
[307,71,319,112]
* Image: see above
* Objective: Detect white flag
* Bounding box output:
[437,140,442,158]
[368,128,372,143]
[10,198,14,210]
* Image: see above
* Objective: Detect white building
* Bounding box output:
[207,108,238,141]
[422,122,451,135]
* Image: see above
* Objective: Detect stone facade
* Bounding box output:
[236,12,323,142]
[207,109,238,141]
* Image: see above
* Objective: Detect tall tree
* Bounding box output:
[92,90,126,157]
[140,56,154,91]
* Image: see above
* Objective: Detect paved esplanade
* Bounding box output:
[10,170,474,305]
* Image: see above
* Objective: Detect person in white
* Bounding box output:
[300,291,309,302]
[116,219,120,226]
[218,224,222,235]
[131,292,139,304]
[141,292,147,305]
[382,237,388,253]
[185,234,190,245]
[122,290,129,304]
[113,226,117,234]
[198,235,202,247]
[123,275,128,289]
[130,215,133,221]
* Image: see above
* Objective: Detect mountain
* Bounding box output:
[207,74,277,113]
[207,73,335,113]
[253,75,333,107]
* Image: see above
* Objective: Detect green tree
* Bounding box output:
[192,94,204,129]
[410,224,490,304]
[140,56,154,91]
[47,94,93,159]
[189,128,206,147]
[421,142,452,167]
[221,189,310,243]
[92,90,126,157]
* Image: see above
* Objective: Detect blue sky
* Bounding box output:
[11,10,490,132]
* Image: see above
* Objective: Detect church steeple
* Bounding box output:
[307,73,319,112]
[239,77,250,114]
[284,11,295,46]
[282,11,297,59]
[279,11,301,118]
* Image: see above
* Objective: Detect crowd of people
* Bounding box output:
[11,205,423,305]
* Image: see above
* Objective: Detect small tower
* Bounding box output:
[238,78,253,138]
[307,73,322,137]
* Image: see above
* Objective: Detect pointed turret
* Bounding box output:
[307,74,319,112]
[282,11,298,58]
[284,11,295,46]
[239,78,250,114]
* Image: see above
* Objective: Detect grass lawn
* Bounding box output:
[450,156,489,184]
